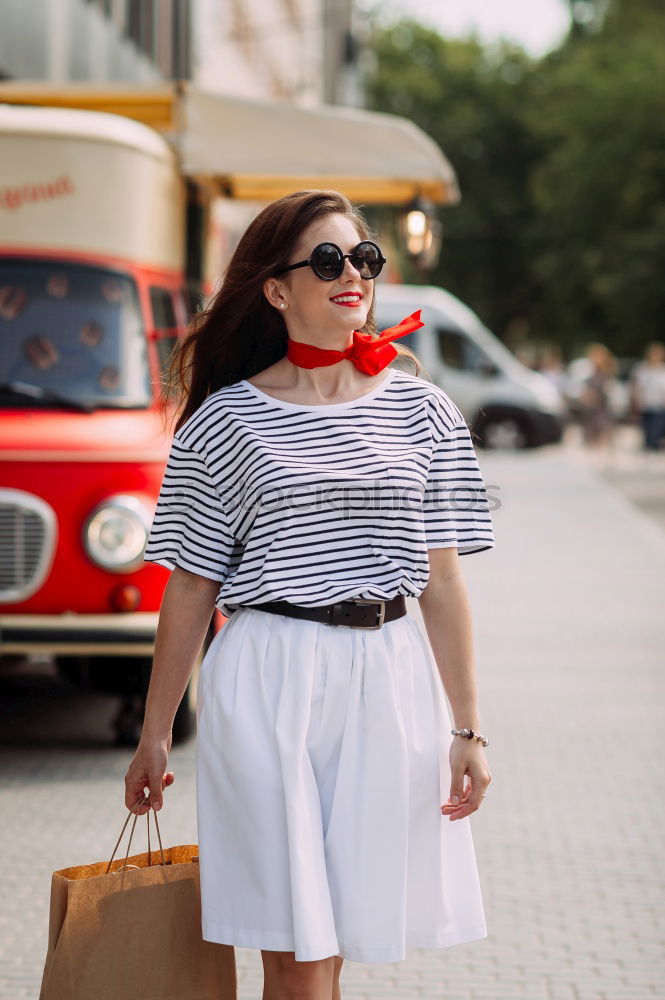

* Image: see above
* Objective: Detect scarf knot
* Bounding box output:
[286,310,424,375]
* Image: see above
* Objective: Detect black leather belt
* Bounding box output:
[239,595,407,630]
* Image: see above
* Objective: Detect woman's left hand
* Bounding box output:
[441,738,491,821]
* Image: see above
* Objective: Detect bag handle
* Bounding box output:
[105,798,166,879]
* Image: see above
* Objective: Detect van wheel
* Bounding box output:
[113,693,145,746]
[111,686,196,746]
[109,670,198,747]
[56,629,213,746]
[477,416,529,450]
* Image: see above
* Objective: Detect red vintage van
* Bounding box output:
[0,87,462,744]
[0,103,223,743]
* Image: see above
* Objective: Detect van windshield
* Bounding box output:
[0,260,151,409]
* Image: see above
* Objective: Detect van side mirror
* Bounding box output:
[477,359,500,378]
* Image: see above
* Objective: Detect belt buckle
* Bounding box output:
[351,599,386,629]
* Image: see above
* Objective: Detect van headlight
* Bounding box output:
[83,495,152,572]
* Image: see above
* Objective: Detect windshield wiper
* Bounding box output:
[0,381,97,413]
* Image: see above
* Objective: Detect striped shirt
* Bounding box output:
[143,366,495,618]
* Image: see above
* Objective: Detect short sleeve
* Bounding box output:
[143,435,235,582]
[423,396,495,555]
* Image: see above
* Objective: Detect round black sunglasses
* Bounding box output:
[274,241,387,282]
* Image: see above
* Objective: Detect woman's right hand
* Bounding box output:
[124,735,174,815]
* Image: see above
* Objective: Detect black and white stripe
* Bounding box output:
[144,367,495,617]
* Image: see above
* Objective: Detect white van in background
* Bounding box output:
[374,283,566,449]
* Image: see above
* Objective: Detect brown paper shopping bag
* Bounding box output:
[39,800,237,1000]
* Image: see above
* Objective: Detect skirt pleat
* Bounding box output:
[195,607,487,963]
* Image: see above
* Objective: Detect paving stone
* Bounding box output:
[1,440,663,999]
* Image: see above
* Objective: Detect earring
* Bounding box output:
[280,303,287,309]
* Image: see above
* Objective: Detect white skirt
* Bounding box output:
[195,606,487,964]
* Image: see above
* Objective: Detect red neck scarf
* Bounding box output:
[286,310,424,376]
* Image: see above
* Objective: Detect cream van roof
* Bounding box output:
[0,82,459,206]
[0,102,175,165]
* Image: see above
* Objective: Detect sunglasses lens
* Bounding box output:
[350,242,384,278]
[311,243,344,280]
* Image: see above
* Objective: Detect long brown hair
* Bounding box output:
[161,189,421,435]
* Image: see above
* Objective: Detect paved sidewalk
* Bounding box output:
[1,442,664,999]
[562,421,665,534]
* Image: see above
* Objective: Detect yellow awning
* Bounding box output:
[0,81,460,205]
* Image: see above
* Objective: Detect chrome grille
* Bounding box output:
[0,490,57,602]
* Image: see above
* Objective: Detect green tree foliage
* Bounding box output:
[527,4,665,354]
[365,22,539,345]
[364,2,665,358]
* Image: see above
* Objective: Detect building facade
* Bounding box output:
[0,0,362,106]
[194,0,322,104]
[0,0,192,83]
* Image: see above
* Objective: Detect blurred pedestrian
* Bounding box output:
[577,343,618,451]
[629,342,665,453]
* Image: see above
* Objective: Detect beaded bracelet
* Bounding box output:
[451,727,489,748]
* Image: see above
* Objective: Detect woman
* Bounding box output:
[125,190,495,999]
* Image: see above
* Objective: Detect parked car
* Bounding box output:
[374,283,566,449]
